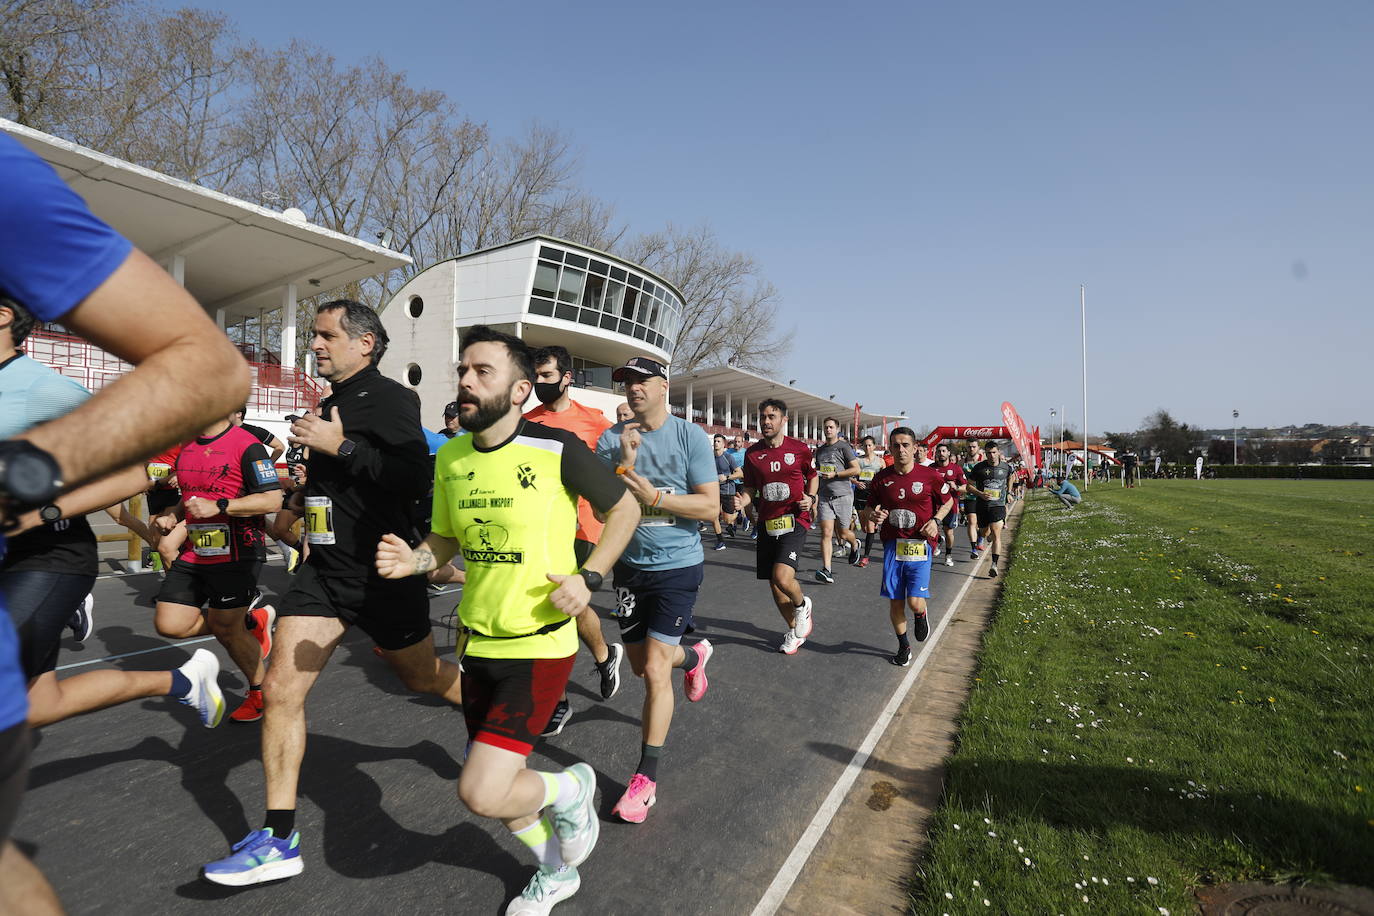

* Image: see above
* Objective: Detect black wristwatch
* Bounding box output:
[0,441,63,512]
[216,497,230,513]
[578,569,603,592]
[337,438,357,459]
[39,503,62,523]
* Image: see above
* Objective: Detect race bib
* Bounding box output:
[859,469,874,481]
[147,462,172,483]
[305,496,336,545]
[895,538,928,562]
[985,487,1002,500]
[764,515,795,536]
[639,487,675,527]
[819,463,837,476]
[187,523,231,558]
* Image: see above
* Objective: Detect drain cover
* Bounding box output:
[1197,882,1374,915]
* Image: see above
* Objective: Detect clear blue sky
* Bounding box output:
[160,0,1374,436]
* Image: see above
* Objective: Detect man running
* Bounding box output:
[596,356,718,823]
[863,427,954,666]
[961,444,985,559]
[152,410,283,723]
[201,300,465,886]
[966,441,1012,578]
[726,434,755,537]
[524,345,625,732]
[932,443,967,567]
[711,434,743,548]
[739,399,817,655]
[853,435,885,568]
[377,325,638,914]
[813,418,861,583]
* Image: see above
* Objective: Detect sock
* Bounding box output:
[636,743,662,781]
[897,631,911,651]
[512,815,563,868]
[263,809,295,838]
[992,553,1000,564]
[539,770,579,810]
[168,669,192,698]
[863,533,874,558]
[678,644,700,671]
[248,684,262,694]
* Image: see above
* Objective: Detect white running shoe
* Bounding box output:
[779,629,805,655]
[506,866,581,915]
[550,763,599,867]
[177,648,224,728]
[792,596,814,639]
[945,555,954,567]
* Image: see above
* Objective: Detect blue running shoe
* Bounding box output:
[202,829,303,886]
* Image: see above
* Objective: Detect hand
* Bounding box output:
[871,506,889,526]
[819,470,835,481]
[152,509,180,534]
[798,494,814,512]
[184,496,220,520]
[546,572,591,617]
[289,463,307,486]
[921,519,940,539]
[619,422,642,469]
[289,406,346,456]
[375,532,416,579]
[622,467,659,505]
[733,493,744,512]
[286,490,305,514]
[165,473,179,490]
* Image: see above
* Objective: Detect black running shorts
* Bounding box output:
[977,503,1007,525]
[755,525,809,580]
[280,562,431,651]
[157,560,261,610]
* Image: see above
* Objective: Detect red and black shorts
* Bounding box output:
[461,654,575,756]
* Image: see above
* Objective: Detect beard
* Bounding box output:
[457,386,516,433]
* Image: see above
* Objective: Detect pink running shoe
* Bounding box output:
[684,640,713,702]
[611,773,657,823]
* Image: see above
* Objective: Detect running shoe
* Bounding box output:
[596,643,624,701]
[779,629,805,655]
[246,596,276,661]
[68,593,94,643]
[229,689,264,724]
[202,828,303,886]
[792,596,814,639]
[814,567,834,584]
[506,866,581,915]
[969,550,979,561]
[912,612,930,642]
[540,698,572,737]
[684,639,713,702]
[857,556,870,569]
[714,539,726,551]
[847,548,862,568]
[611,773,657,824]
[177,648,224,728]
[989,564,999,578]
[550,762,599,865]
[944,555,955,567]
[891,644,913,667]
[933,544,942,558]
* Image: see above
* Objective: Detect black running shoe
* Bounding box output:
[912,613,930,642]
[891,644,913,667]
[540,698,572,737]
[989,564,999,578]
[596,643,624,701]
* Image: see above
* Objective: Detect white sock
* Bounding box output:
[511,815,563,868]
[539,770,579,810]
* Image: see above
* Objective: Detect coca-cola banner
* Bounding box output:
[1001,401,1035,464]
[921,425,1011,448]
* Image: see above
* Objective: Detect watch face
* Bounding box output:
[9,452,59,504]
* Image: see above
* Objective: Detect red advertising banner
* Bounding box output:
[1000,401,1034,464]
[920,425,1010,448]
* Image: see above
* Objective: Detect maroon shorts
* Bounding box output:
[461,654,575,755]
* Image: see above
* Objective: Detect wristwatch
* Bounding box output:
[0,441,63,511]
[39,503,62,523]
[578,569,603,592]
[337,438,357,459]
[216,497,230,513]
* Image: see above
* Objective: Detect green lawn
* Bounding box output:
[912,480,1374,915]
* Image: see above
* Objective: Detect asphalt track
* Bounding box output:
[14,527,993,915]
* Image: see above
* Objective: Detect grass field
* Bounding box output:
[911,480,1374,915]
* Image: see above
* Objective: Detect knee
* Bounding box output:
[457,778,505,819]
[642,655,672,685]
[396,667,437,694]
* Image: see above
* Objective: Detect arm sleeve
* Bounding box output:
[0,137,134,322]
[239,442,282,494]
[685,426,717,488]
[340,388,432,500]
[561,431,626,513]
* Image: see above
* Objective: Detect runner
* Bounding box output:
[961,443,985,559]
[711,434,743,548]
[376,325,638,914]
[615,402,634,423]
[439,401,462,439]
[862,427,955,666]
[853,435,884,568]
[0,131,251,912]
[966,441,1013,578]
[738,399,817,655]
[231,407,286,460]
[813,418,861,583]
[525,344,625,733]
[200,299,465,887]
[726,434,755,538]
[596,356,719,823]
[931,443,967,567]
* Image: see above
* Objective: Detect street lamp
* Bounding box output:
[1233,409,1239,464]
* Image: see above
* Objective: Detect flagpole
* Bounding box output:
[1081,285,1089,487]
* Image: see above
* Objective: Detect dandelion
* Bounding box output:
[983,900,990,907]
[1147,876,1159,885]
[1024,857,1031,866]
[953,824,961,830]
[988,831,997,837]
[945,892,953,899]
[973,880,981,887]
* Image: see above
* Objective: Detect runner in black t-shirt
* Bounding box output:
[966,441,1013,578]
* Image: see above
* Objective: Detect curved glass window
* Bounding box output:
[558,268,584,304]
[526,245,681,352]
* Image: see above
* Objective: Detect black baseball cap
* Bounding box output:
[612,357,668,382]
[443,401,460,418]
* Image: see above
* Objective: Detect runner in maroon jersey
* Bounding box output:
[932,443,968,567]
[151,413,283,723]
[738,398,818,655]
[863,427,955,666]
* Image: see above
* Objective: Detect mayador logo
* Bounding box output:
[516,464,537,489]
[462,519,523,563]
[783,453,795,465]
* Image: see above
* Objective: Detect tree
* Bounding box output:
[1103,430,1139,452]
[1141,409,1197,462]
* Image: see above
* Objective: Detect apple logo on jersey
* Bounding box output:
[462,519,523,564]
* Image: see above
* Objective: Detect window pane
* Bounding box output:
[648,301,661,329]
[634,295,651,324]
[634,324,648,340]
[558,268,585,303]
[603,280,624,314]
[529,297,554,316]
[589,259,609,275]
[599,312,618,330]
[555,302,578,322]
[621,287,638,319]
[618,319,634,335]
[533,261,559,299]
[564,253,589,269]
[539,246,563,261]
[642,281,657,298]
[627,274,642,289]
[578,309,599,326]
[609,266,627,282]
[582,271,606,310]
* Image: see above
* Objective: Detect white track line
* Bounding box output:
[751,547,991,916]
[55,636,217,671]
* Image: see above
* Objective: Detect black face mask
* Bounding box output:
[533,380,565,405]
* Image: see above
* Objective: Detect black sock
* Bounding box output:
[248,684,262,693]
[992,553,1000,564]
[863,533,874,557]
[263,809,295,838]
[636,743,662,781]
[679,644,700,671]
[897,631,910,650]
[168,669,192,698]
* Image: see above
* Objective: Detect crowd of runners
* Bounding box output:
[0,132,1039,914]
